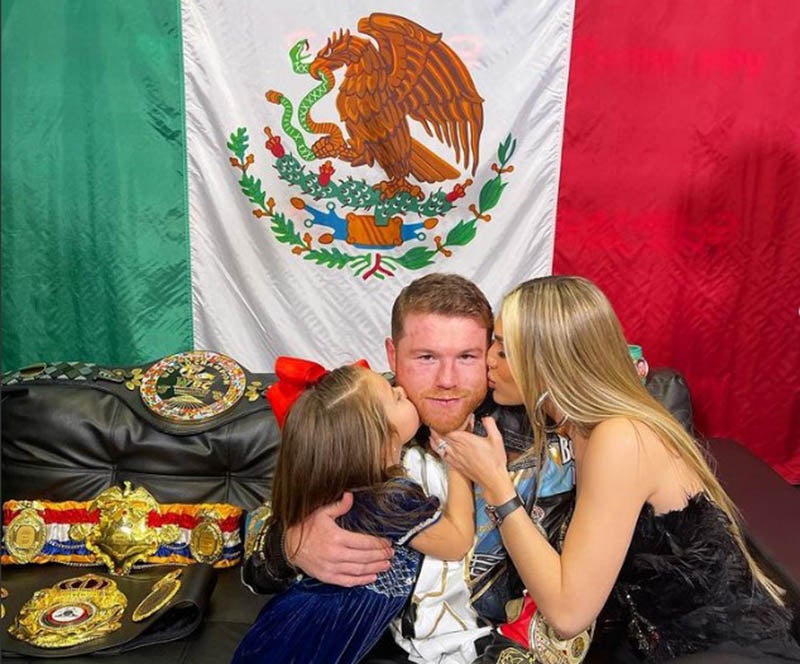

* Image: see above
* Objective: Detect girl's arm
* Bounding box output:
[407,465,475,560]
[445,417,654,637]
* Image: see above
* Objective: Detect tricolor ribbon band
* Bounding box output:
[2,499,243,568]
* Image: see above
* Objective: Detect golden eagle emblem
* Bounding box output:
[277,13,484,200]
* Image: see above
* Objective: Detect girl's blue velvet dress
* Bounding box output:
[232,478,442,664]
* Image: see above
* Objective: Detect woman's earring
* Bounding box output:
[533,391,567,434]
[533,392,549,428]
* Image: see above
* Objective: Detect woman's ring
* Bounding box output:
[437,440,449,455]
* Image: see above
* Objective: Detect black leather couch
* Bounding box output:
[2,355,794,662]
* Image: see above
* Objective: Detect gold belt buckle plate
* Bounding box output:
[139,351,246,424]
[189,512,224,564]
[69,483,179,575]
[8,574,127,649]
[4,504,46,563]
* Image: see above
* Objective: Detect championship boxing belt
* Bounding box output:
[1,350,272,436]
[491,592,594,664]
[243,503,273,559]
[472,593,594,664]
[0,563,217,657]
[2,483,243,573]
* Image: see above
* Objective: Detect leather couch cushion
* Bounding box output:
[1,361,280,510]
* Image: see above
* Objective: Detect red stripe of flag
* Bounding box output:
[555,0,800,482]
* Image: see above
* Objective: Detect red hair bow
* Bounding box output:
[266,356,371,427]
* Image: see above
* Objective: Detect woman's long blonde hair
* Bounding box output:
[501,275,783,602]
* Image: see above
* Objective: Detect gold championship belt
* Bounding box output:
[2,483,243,573]
[8,574,126,649]
[495,593,594,664]
[243,503,273,558]
[1,564,215,656]
[529,611,594,664]
[2,351,272,441]
[139,351,247,424]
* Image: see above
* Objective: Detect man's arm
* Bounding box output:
[242,492,394,593]
[241,517,297,594]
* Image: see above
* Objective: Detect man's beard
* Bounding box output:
[417,389,486,434]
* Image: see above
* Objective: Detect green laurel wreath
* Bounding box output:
[227,128,516,280]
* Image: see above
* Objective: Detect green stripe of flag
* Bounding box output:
[1,0,191,371]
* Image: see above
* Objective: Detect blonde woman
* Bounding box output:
[439,276,799,662]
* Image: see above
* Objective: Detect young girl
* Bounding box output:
[232,358,475,664]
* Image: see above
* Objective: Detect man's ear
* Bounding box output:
[385,337,397,373]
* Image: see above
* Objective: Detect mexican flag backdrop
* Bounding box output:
[3,0,798,481]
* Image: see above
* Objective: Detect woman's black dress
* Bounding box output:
[591,493,800,662]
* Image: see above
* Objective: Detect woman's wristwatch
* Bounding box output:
[485,494,524,527]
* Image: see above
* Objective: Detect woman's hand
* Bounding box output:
[433,417,515,505]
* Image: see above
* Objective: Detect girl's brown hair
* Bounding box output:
[270,365,405,550]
